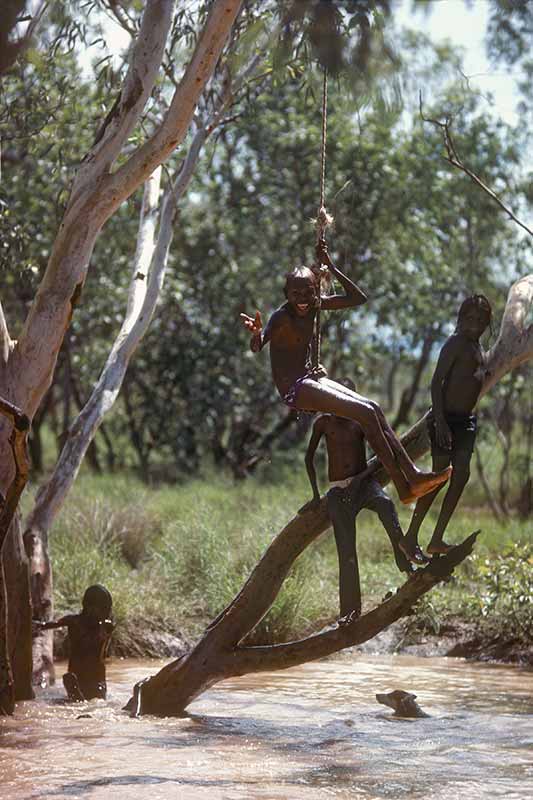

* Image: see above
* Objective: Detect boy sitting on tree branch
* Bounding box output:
[240,241,451,505]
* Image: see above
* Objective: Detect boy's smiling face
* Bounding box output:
[285,274,318,317]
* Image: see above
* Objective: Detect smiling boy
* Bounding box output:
[241,243,451,504]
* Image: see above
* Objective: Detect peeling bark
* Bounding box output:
[0,0,244,707]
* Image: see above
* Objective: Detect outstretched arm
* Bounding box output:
[35,615,74,630]
[431,338,458,449]
[317,241,367,310]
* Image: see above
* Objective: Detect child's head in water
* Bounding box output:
[284,266,319,317]
[82,584,112,621]
[457,294,492,340]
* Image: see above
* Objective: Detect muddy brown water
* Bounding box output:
[1,654,532,799]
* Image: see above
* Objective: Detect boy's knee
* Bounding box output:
[375,503,395,525]
[452,463,470,486]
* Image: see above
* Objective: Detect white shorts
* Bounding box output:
[330,475,357,490]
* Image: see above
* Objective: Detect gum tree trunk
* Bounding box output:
[24,40,265,688]
[0,401,30,713]
[0,0,243,710]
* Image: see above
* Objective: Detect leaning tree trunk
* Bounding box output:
[0,0,244,706]
[128,274,533,716]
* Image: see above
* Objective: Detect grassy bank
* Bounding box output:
[25,472,532,661]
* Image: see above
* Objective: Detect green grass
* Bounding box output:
[38,471,532,656]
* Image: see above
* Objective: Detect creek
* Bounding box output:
[1,654,532,799]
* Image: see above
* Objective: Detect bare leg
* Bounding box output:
[427,454,471,554]
[364,491,413,575]
[402,451,451,563]
[63,672,85,702]
[328,490,361,618]
[295,378,451,502]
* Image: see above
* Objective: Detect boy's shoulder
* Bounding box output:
[439,332,464,354]
[268,303,290,326]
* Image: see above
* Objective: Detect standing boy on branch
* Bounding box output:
[301,381,412,620]
[400,295,492,563]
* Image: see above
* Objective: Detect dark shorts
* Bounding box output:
[282,376,309,409]
[281,370,325,411]
[428,412,477,462]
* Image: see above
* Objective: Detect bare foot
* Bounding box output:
[393,546,415,574]
[399,539,430,565]
[397,488,418,506]
[427,539,454,555]
[338,609,361,626]
[409,466,452,500]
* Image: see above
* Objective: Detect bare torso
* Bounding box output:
[322,415,367,481]
[268,304,316,396]
[441,333,484,415]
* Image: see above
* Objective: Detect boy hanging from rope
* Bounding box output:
[400,295,491,563]
[301,378,413,620]
[240,240,451,504]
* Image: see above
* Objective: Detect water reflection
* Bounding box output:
[1,654,532,799]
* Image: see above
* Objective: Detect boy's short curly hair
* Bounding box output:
[458,294,492,323]
[284,266,319,293]
[83,584,113,617]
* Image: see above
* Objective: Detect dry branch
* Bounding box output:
[419,97,533,238]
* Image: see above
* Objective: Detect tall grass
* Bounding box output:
[40,471,532,655]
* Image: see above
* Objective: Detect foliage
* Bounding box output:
[1,4,531,492]
[41,472,533,655]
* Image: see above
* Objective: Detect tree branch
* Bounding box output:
[482,274,533,394]
[0,302,13,365]
[232,533,479,674]
[70,0,175,209]
[103,0,244,212]
[420,96,533,238]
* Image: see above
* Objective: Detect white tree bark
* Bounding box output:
[0,0,243,706]
[2,0,243,471]
[481,274,533,395]
[24,38,266,684]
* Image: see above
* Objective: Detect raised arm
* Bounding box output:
[300,416,325,512]
[317,240,367,311]
[239,309,281,352]
[431,337,459,449]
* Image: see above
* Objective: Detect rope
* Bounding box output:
[319,67,328,214]
[312,67,331,370]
